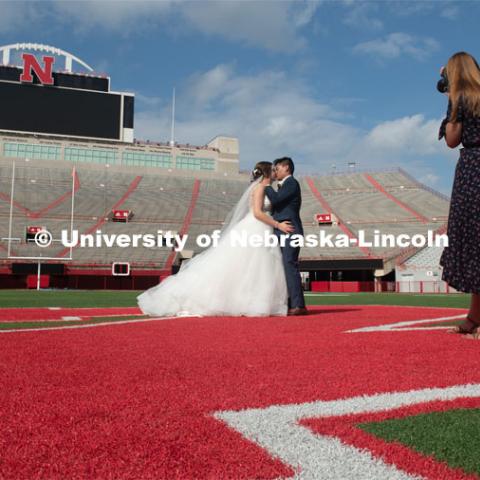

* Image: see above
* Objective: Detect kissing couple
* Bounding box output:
[137,157,307,317]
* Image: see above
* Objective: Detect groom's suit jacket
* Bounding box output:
[265,176,303,236]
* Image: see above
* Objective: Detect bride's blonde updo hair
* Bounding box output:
[251,161,272,182]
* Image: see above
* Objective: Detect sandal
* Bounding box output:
[448,315,480,334]
[464,331,480,340]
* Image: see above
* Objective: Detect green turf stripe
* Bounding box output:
[0,315,151,330]
[0,290,140,308]
[359,408,480,475]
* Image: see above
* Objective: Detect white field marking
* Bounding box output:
[90,313,152,317]
[347,314,466,333]
[0,313,145,323]
[214,383,480,480]
[0,315,188,333]
[305,303,467,312]
[5,307,141,311]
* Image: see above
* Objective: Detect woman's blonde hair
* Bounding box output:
[446,51,480,121]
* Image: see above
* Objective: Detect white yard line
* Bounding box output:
[347,314,466,333]
[214,383,480,480]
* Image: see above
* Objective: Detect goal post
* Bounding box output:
[4,160,76,289]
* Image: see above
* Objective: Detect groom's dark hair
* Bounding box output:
[274,157,294,174]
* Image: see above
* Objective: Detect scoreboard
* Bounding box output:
[0,55,134,143]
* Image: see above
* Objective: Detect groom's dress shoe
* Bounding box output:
[287,307,308,316]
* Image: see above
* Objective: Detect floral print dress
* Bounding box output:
[439,96,480,293]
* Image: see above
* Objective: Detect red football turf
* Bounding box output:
[0,305,479,479]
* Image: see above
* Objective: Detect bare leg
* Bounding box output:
[468,293,480,323]
[463,293,480,339]
[450,293,480,334]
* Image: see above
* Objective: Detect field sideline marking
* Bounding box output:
[214,383,480,480]
[0,315,188,333]
[347,314,465,333]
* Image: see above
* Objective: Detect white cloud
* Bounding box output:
[180,1,316,52]
[135,93,164,109]
[52,0,174,34]
[187,64,234,106]
[293,0,323,28]
[386,1,434,17]
[343,2,383,31]
[364,114,443,155]
[23,0,318,52]
[420,173,440,186]
[440,5,459,20]
[136,64,357,164]
[0,1,47,33]
[0,0,320,52]
[135,64,453,190]
[353,33,439,61]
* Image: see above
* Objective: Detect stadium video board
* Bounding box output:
[0,81,127,141]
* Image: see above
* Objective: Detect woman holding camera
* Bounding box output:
[438,51,480,338]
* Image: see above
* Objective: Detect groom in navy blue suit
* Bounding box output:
[265,157,307,316]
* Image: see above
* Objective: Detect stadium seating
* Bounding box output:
[403,245,444,268]
[0,159,450,271]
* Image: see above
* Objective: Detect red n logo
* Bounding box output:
[20,54,55,85]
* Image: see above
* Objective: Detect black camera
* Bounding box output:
[437,69,449,93]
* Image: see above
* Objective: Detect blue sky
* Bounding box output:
[0,0,476,194]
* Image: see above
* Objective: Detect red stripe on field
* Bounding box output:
[364,173,429,223]
[305,176,374,257]
[164,178,201,271]
[303,397,480,480]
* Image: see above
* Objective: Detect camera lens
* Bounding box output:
[437,78,448,93]
[437,70,449,93]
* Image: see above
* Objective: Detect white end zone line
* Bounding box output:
[214,383,480,480]
[347,314,466,333]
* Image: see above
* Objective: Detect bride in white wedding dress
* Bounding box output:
[137,161,294,317]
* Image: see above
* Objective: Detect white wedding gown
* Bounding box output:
[137,185,288,317]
